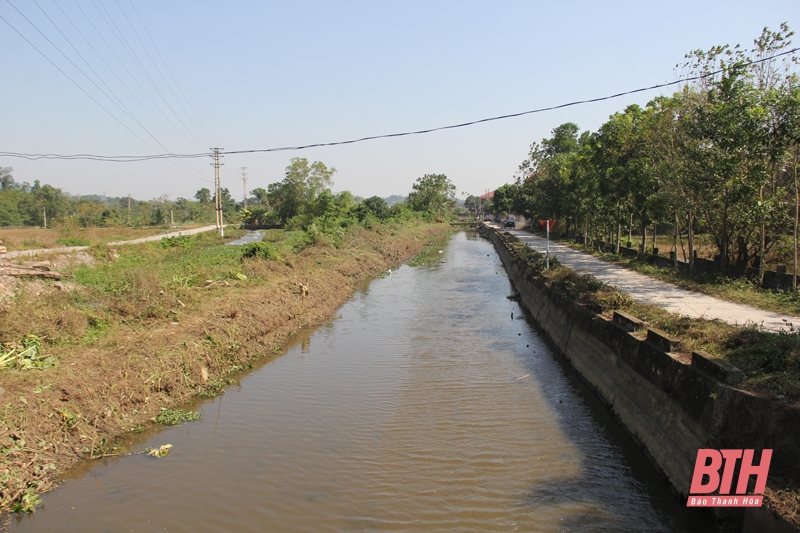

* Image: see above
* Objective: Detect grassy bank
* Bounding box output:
[0,220,450,515]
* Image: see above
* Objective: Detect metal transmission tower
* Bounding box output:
[211,148,224,236]
[241,167,248,209]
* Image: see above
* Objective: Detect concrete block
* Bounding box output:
[692,350,744,385]
[613,310,647,332]
[645,328,682,353]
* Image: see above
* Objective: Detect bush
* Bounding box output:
[56,237,91,247]
[240,206,280,226]
[241,242,281,261]
[160,235,191,249]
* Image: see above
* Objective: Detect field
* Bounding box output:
[0,225,189,251]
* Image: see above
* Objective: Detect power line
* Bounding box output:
[2,0,211,182]
[88,0,199,155]
[51,0,207,167]
[127,0,216,148]
[112,0,209,152]
[224,46,800,156]
[0,151,207,161]
[2,46,797,162]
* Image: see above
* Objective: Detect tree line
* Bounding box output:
[0,157,458,231]
[491,24,800,283]
[240,157,457,230]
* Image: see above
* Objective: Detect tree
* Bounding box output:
[250,187,269,208]
[362,196,389,219]
[407,173,456,215]
[213,188,238,219]
[0,167,14,189]
[492,184,518,215]
[464,195,480,215]
[268,158,336,222]
[194,188,211,203]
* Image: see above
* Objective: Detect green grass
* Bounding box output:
[406,231,454,266]
[56,237,91,247]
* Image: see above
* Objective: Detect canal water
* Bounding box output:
[11,231,712,532]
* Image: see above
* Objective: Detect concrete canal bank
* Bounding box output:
[480,225,800,532]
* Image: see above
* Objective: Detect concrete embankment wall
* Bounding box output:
[480,226,800,530]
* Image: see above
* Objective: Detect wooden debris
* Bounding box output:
[298,282,309,298]
[0,258,65,278]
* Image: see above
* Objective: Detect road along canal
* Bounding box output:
[10,231,712,532]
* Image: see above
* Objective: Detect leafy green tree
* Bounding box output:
[0,167,14,189]
[194,188,211,203]
[250,187,269,207]
[268,158,336,222]
[407,173,456,215]
[212,188,238,219]
[492,184,518,215]
[464,195,480,215]
[363,196,389,219]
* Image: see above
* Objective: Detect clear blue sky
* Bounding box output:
[1,1,796,201]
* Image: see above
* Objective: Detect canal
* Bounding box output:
[11,231,712,532]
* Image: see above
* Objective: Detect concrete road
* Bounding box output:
[492,224,800,333]
[225,231,265,246]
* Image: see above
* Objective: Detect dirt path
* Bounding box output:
[494,224,800,333]
[1,225,219,258]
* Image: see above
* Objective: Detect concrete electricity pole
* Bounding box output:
[241,167,248,209]
[211,148,224,236]
[127,194,131,225]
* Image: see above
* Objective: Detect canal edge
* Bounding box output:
[479,223,800,533]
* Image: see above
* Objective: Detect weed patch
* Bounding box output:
[241,241,280,261]
[153,408,201,426]
[0,335,55,370]
[55,237,90,247]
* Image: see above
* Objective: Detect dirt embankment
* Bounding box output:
[0,223,450,516]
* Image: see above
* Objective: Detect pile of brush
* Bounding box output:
[0,258,68,279]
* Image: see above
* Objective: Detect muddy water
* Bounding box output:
[11,232,711,532]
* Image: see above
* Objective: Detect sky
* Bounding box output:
[0,1,797,202]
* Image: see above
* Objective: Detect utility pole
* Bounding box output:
[241,167,248,209]
[211,148,224,236]
[128,194,131,225]
[43,207,47,229]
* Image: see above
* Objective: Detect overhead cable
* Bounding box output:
[2,46,797,162]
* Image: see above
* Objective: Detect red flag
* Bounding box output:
[538,220,557,230]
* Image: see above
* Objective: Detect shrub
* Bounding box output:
[56,237,91,247]
[160,235,191,249]
[241,242,281,261]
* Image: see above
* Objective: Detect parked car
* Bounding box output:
[503,219,516,228]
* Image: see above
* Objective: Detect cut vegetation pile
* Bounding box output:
[0,221,449,516]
